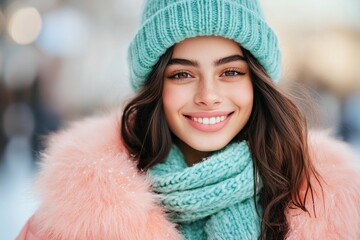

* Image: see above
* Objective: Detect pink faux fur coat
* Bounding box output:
[17,110,360,240]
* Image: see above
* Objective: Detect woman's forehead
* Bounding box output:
[172,36,243,59]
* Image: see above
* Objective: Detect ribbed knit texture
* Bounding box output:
[128,0,281,90]
[148,141,262,239]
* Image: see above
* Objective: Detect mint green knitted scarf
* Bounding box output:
[148,141,262,239]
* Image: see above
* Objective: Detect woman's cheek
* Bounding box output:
[163,84,192,106]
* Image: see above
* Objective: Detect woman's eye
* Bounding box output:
[221,70,245,77]
[168,72,193,79]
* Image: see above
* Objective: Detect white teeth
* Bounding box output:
[192,115,228,125]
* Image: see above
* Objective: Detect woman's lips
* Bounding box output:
[184,112,234,132]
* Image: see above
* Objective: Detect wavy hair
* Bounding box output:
[121,45,320,239]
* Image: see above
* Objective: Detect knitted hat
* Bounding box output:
[128,0,281,90]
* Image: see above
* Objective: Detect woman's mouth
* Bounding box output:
[184,112,234,131]
[191,115,228,125]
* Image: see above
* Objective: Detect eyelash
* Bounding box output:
[168,71,193,80]
[167,68,245,80]
[220,68,245,77]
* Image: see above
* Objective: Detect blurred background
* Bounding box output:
[0,0,359,238]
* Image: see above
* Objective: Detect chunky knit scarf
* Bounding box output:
[148,141,262,240]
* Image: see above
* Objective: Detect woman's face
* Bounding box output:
[162,36,253,162]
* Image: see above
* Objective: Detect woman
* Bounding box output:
[18,0,360,239]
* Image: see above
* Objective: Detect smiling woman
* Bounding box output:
[17,0,360,239]
[162,36,254,164]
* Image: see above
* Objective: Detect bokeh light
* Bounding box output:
[37,7,90,57]
[7,7,42,45]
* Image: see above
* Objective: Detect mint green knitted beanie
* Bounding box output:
[128,0,281,90]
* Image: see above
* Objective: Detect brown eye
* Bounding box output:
[169,71,193,79]
[221,70,245,77]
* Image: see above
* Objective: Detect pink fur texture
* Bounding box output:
[21,111,182,240]
[18,112,360,239]
[286,130,360,239]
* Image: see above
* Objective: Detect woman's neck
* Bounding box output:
[175,140,211,167]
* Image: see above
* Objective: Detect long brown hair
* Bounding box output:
[121,45,320,239]
[242,49,320,239]
[121,47,174,170]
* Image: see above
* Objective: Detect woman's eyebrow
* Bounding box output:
[215,54,246,66]
[167,54,245,67]
[167,58,199,67]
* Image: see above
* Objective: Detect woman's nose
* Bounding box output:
[194,80,223,107]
